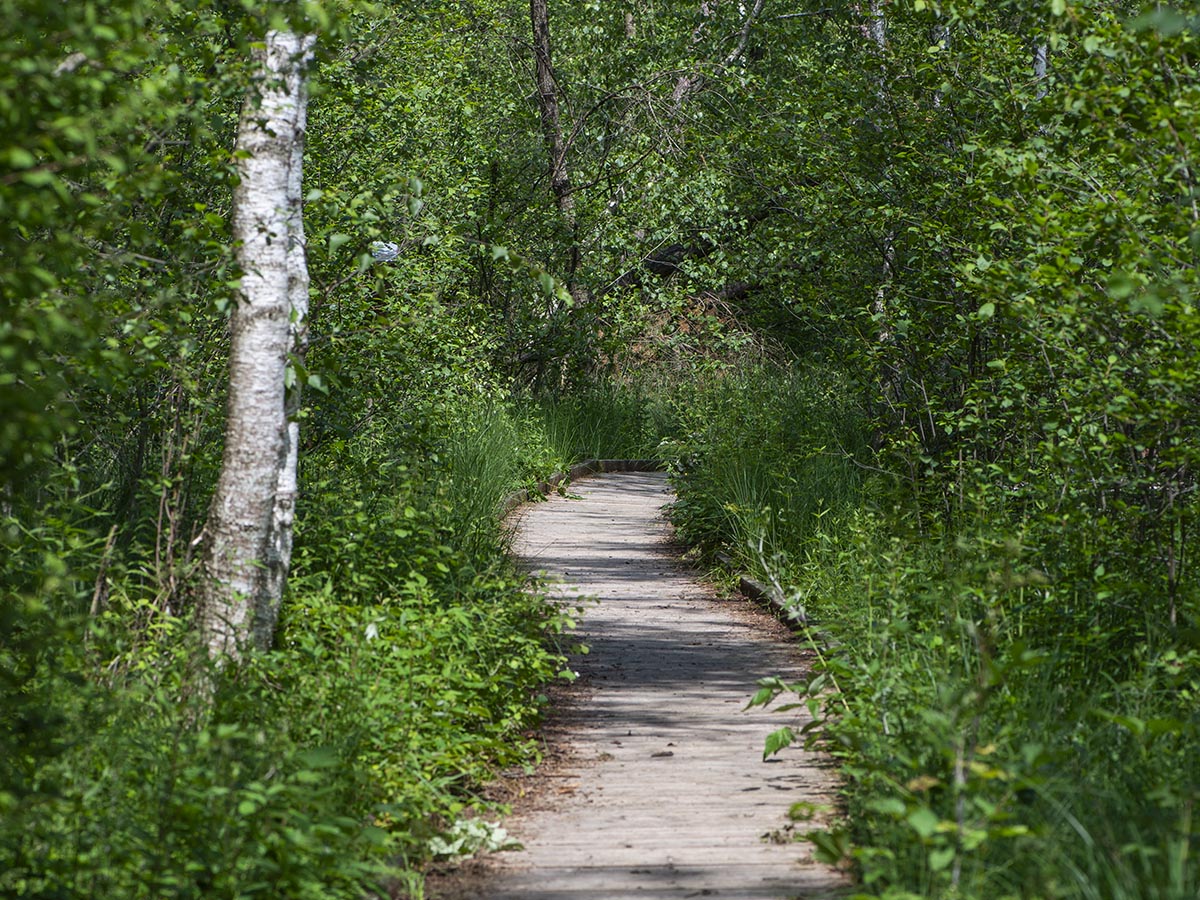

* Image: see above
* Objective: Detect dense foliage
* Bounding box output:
[3,0,1199,897]
[657,3,1200,898]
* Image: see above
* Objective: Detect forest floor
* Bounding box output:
[424,471,849,900]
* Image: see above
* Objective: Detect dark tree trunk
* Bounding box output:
[530,0,580,285]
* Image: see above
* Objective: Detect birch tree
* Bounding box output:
[1033,40,1050,98]
[197,29,315,662]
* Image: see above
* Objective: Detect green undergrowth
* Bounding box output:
[664,363,1200,900]
[3,579,571,899]
[663,363,869,572]
[532,382,674,464]
[1,374,678,899]
[2,604,394,900]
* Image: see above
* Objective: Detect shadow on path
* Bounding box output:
[430,472,849,900]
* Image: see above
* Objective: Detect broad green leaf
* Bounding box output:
[7,147,35,168]
[929,846,955,872]
[906,807,940,839]
[762,726,795,760]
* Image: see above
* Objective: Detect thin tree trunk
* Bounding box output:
[198,30,315,663]
[670,0,764,116]
[530,0,579,282]
[865,0,886,52]
[670,0,720,114]
[933,21,950,109]
[861,0,893,344]
[855,0,903,423]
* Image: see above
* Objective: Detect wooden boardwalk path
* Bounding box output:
[430,471,847,900]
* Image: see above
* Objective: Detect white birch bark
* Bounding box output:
[865,0,886,52]
[257,32,314,651]
[933,21,950,109]
[1034,41,1049,100]
[670,0,720,113]
[198,30,315,663]
[861,0,893,342]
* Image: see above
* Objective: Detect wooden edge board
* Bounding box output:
[714,551,839,649]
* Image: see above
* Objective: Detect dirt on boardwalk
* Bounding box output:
[426,472,848,900]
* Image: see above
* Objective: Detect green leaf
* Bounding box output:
[805,828,851,865]
[866,796,906,817]
[1131,291,1164,316]
[7,147,35,168]
[747,686,775,708]
[1130,10,1195,36]
[763,726,795,760]
[1146,717,1185,737]
[929,846,956,872]
[788,801,822,821]
[1095,710,1146,736]
[1107,272,1137,300]
[21,169,56,187]
[906,807,940,839]
[297,748,340,768]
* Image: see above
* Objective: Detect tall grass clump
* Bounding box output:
[664,363,868,579]
[438,400,548,557]
[534,381,672,463]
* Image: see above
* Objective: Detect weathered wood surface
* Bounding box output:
[432,471,848,900]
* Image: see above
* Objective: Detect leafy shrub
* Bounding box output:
[274,568,573,863]
[1,625,393,900]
